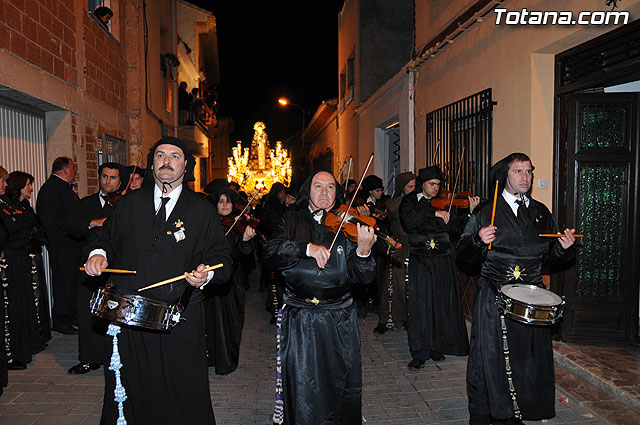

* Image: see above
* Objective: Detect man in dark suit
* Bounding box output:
[84,137,232,424]
[36,157,82,335]
[66,162,122,374]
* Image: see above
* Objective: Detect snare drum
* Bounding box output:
[496,284,565,325]
[90,287,183,331]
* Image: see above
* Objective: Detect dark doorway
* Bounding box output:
[558,93,639,345]
[554,20,640,345]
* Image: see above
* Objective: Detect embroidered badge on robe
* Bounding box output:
[173,219,186,242]
[507,265,526,281]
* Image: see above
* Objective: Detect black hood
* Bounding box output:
[296,170,346,209]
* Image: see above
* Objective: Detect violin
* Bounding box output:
[430,189,481,210]
[104,191,123,206]
[220,214,265,241]
[324,205,402,251]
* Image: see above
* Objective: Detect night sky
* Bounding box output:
[193,1,345,146]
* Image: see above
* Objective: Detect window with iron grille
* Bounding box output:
[425,88,494,198]
[97,134,127,165]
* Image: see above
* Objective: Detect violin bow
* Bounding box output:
[122,153,143,194]
[447,146,466,214]
[383,168,396,196]
[431,140,440,165]
[343,156,353,191]
[336,158,348,185]
[319,153,374,274]
[224,190,260,236]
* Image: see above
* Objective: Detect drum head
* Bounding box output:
[501,284,563,306]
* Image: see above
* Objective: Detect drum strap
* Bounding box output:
[273,304,286,425]
[107,324,128,425]
[500,314,522,420]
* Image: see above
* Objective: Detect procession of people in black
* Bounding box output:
[0,147,577,425]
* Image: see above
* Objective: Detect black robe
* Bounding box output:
[263,207,376,425]
[203,215,254,375]
[36,174,82,328]
[0,196,51,364]
[0,217,7,390]
[457,195,574,421]
[86,184,232,425]
[399,193,469,357]
[67,193,112,365]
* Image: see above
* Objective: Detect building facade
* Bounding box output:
[331,0,640,344]
[0,0,222,197]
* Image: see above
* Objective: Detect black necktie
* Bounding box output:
[515,199,529,230]
[154,197,170,237]
[157,197,170,223]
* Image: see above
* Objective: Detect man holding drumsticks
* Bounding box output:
[84,137,231,425]
[457,153,576,425]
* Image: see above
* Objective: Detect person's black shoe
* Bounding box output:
[67,363,101,374]
[7,360,27,370]
[52,324,78,335]
[429,351,445,361]
[372,324,388,335]
[407,359,426,370]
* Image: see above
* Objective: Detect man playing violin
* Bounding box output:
[66,162,122,375]
[400,165,479,369]
[457,153,575,425]
[263,170,376,425]
[84,137,232,425]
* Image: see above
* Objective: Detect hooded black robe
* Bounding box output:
[204,188,254,376]
[457,195,574,421]
[0,195,50,364]
[399,192,470,358]
[86,184,232,425]
[262,172,376,425]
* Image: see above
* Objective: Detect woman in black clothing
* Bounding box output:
[1,171,51,370]
[204,187,256,374]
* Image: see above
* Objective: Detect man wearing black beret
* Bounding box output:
[84,137,232,425]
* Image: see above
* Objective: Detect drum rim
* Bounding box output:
[499,283,564,306]
[96,287,182,309]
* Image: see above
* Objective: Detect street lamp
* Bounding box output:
[277,97,305,145]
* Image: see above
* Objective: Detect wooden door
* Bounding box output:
[558,93,639,345]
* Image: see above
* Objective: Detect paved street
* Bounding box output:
[0,271,606,425]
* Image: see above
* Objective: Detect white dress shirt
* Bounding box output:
[502,189,529,217]
[88,183,214,287]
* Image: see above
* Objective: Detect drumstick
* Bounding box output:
[539,233,584,238]
[487,180,499,250]
[79,267,136,274]
[137,263,224,292]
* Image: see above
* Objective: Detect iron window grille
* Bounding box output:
[97,134,127,166]
[425,88,495,198]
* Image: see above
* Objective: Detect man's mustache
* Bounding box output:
[160,164,174,171]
